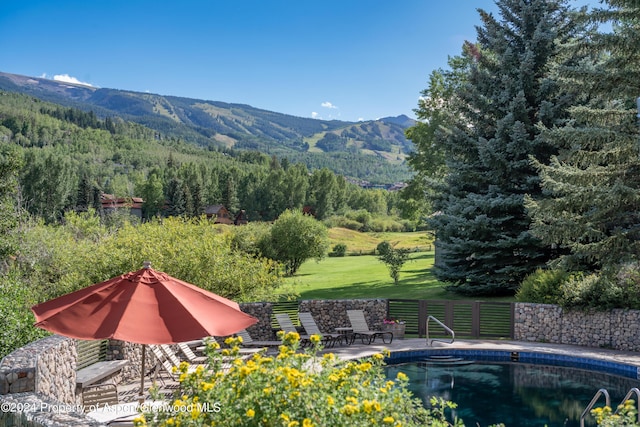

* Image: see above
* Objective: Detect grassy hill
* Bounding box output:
[328,228,433,255]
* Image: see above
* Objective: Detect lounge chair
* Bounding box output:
[177,342,207,364]
[298,312,346,347]
[236,329,282,348]
[149,344,196,384]
[274,313,311,345]
[201,336,267,356]
[346,309,393,345]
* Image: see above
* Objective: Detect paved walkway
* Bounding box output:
[114,338,640,403]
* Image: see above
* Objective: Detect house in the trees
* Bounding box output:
[101,194,144,218]
[205,204,234,225]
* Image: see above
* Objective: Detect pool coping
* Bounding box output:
[326,338,640,380]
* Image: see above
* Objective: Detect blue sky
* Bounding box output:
[0,1,593,122]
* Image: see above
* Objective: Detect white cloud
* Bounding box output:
[53,74,93,87]
[321,101,337,109]
[357,117,365,122]
[311,112,319,119]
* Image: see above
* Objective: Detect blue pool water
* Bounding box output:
[385,353,640,427]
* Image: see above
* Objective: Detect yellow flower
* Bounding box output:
[310,334,321,344]
[287,422,300,427]
[280,413,290,422]
[340,404,359,415]
[246,409,255,418]
[372,353,384,361]
[236,335,243,343]
[359,362,372,372]
[263,387,272,395]
[132,415,147,426]
[302,419,313,427]
[383,416,395,424]
[327,396,335,406]
[396,372,408,381]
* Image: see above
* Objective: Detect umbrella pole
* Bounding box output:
[139,344,146,404]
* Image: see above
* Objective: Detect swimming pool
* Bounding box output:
[385,350,640,427]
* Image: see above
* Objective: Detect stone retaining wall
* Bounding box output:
[514,303,640,351]
[298,299,387,332]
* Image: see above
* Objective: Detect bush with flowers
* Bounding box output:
[591,400,640,426]
[133,331,466,426]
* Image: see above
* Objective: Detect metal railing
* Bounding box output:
[580,389,611,427]
[426,315,455,346]
[580,387,640,426]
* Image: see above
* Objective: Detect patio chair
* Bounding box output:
[200,336,267,356]
[82,383,119,411]
[274,313,311,345]
[177,342,207,364]
[346,309,393,345]
[298,312,346,347]
[236,329,282,348]
[148,344,197,383]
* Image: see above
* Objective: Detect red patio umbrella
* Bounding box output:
[31,261,258,399]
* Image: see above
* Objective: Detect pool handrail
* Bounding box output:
[580,388,610,427]
[615,388,640,422]
[426,315,455,346]
[580,387,640,426]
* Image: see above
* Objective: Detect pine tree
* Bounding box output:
[164,177,185,217]
[526,0,640,271]
[429,0,581,295]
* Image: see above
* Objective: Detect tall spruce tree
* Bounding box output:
[428,0,580,295]
[526,0,640,271]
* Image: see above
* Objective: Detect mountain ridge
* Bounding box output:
[0,71,414,154]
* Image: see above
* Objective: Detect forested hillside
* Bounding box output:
[0,91,413,224]
[0,71,414,183]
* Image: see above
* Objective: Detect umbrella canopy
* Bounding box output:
[31,262,258,344]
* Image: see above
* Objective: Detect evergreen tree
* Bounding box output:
[526,0,640,271]
[428,0,581,295]
[76,174,92,212]
[164,177,185,217]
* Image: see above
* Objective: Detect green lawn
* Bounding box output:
[284,251,514,302]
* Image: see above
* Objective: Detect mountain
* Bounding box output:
[0,71,416,162]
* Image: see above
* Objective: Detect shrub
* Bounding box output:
[137,333,464,427]
[330,243,347,257]
[558,272,619,310]
[515,269,568,304]
[592,400,640,426]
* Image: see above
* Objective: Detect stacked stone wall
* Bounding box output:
[298,299,387,333]
[515,303,640,350]
[513,303,562,343]
[240,302,274,340]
